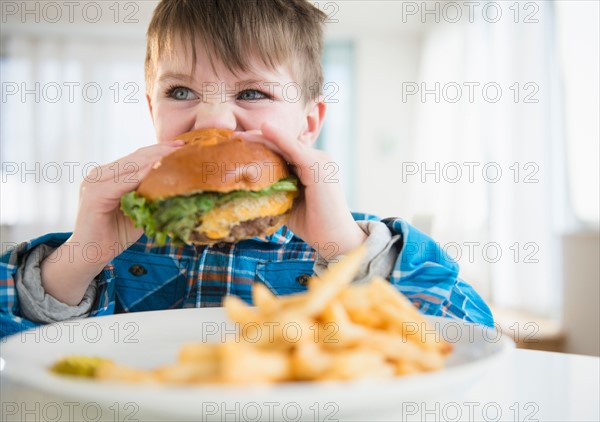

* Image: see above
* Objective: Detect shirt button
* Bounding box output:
[296,274,311,286]
[128,264,147,276]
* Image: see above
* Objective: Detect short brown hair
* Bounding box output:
[145,0,327,103]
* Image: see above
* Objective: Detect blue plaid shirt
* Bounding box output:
[0,213,493,339]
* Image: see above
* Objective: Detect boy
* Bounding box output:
[0,0,493,339]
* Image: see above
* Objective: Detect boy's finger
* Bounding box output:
[130,140,184,160]
[120,145,182,183]
[260,123,304,161]
[87,142,183,187]
[233,130,287,158]
[235,124,308,167]
[259,124,338,188]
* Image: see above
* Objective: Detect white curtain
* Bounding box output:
[1,34,154,242]
[404,2,565,316]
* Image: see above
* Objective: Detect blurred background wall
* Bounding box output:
[1,1,598,355]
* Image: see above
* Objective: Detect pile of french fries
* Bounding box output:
[82,247,452,384]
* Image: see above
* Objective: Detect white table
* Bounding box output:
[373,349,600,421]
[1,308,598,421]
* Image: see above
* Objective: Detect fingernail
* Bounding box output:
[171,140,185,146]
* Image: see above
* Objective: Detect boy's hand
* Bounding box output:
[71,141,184,262]
[41,141,183,305]
[236,124,367,261]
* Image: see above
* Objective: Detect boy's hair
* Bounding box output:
[145,0,327,104]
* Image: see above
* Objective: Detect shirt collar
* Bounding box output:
[254,225,295,245]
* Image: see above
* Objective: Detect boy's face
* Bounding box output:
[146,38,324,145]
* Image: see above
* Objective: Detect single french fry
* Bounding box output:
[154,361,220,384]
[223,295,258,325]
[252,282,280,314]
[178,343,221,363]
[355,329,415,361]
[416,349,446,371]
[221,341,291,384]
[396,351,444,375]
[395,361,422,376]
[359,329,445,371]
[301,246,366,316]
[318,349,395,381]
[439,341,454,356]
[386,306,450,354]
[291,342,332,380]
[375,302,447,354]
[251,310,314,349]
[95,362,156,383]
[339,284,386,329]
[367,277,451,354]
[368,277,427,323]
[317,301,369,348]
[274,291,310,309]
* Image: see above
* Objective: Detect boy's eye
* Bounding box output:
[237,89,268,101]
[166,86,197,101]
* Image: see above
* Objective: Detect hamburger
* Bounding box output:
[120,128,299,245]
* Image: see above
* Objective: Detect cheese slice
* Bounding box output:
[197,191,296,240]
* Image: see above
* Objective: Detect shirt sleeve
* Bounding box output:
[381,217,494,327]
[14,244,97,323]
[330,213,494,327]
[313,220,402,283]
[0,232,115,340]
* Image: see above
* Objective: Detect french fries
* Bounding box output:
[52,246,453,384]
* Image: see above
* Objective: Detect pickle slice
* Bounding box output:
[50,356,113,378]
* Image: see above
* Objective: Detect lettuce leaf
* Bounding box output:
[120,177,298,245]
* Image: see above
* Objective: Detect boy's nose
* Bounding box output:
[193,102,238,131]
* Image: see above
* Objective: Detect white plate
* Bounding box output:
[1,308,513,421]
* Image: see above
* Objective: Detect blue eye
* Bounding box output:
[166,86,197,101]
[237,90,267,101]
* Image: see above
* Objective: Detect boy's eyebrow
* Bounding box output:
[237,79,269,88]
[158,72,195,83]
[157,74,280,89]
